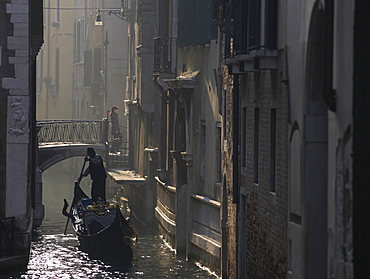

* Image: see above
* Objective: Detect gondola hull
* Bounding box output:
[75,209,135,259]
[64,182,137,261]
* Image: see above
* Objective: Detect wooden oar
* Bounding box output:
[63,159,87,235]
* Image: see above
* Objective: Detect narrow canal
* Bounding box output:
[3,159,218,279]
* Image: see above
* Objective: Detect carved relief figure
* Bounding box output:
[8,97,27,136]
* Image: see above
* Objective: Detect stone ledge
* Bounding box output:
[107,169,146,185]
[190,232,221,258]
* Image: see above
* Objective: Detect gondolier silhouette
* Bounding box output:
[79,147,107,202]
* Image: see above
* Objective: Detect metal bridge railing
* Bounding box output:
[37,119,108,145]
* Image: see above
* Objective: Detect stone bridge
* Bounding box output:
[37,119,109,171]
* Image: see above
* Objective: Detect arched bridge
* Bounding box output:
[37,119,108,171]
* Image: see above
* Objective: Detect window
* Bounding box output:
[80,19,85,61]
[74,19,85,63]
[84,50,92,86]
[74,21,80,62]
[253,108,259,184]
[270,108,276,192]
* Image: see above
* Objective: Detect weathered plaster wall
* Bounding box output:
[177,41,221,200]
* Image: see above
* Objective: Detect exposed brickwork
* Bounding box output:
[240,55,288,277]
[246,192,285,278]
[224,50,289,278]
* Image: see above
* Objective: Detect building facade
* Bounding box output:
[65,0,370,277]
[72,0,129,123]
[221,0,370,278]
[221,0,288,277]
[123,0,224,273]
[36,0,74,120]
[0,0,43,265]
[155,0,223,272]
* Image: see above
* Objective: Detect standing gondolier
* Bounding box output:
[79,147,107,202]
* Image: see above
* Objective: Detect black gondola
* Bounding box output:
[63,181,137,261]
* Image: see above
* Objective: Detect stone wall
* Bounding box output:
[0,0,14,219]
[0,0,42,258]
[2,0,30,223]
[224,49,289,277]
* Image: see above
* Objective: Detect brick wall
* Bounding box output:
[224,50,289,277]
[240,56,288,277]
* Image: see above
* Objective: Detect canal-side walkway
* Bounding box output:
[107,169,146,185]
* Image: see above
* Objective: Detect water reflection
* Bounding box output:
[2,159,218,278]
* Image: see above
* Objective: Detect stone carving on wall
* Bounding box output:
[8,96,27,136]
